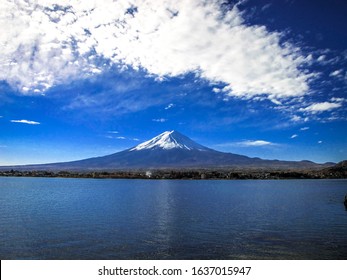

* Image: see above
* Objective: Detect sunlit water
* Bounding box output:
[0,177,346,259]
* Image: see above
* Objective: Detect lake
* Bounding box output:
[0,177,346,259]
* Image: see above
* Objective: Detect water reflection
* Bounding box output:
[149,180,175,253]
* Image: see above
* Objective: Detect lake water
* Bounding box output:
[0,177,346,260]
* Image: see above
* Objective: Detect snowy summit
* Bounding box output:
[130,130,209,151]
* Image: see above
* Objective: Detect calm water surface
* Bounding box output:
[0,177,346,259]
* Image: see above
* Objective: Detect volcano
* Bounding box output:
[0,130,333,171]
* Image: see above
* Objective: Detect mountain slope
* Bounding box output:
[0,130,334,171]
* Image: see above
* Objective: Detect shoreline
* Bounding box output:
[1,169,346,180]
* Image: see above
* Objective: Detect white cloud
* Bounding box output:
[318,140,323,144]
[291,115,302,122]
[317,55,326,62]
[291,134,298,139]
[269,98,282,105]
[0,0,312,99]
[330,97,346,103]
[241,140,275,146]
[107,131,119,134]
[219,140,276,147]
[107,134,139,141]
[0,0,102,93]
[291,115,310,123]
[301,102,342,113]
[330,69,343,77]
[152,118,167,122]
[165,103,174,110]
[261,3,272,11]
[300,127,310,131]
[106,135,126,140]
[10,119,40,125]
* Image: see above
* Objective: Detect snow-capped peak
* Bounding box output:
[130,130,209,151]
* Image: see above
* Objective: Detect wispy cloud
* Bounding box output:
[106,135,126,140]
[330,97,346,103]
[217,140,277,147]
[165,103,174,110]
[291,134,298,139]
[238,140,276,147]
[301,102,342,113]
[152,118,167,123]
[330,69,343,77]
[0,0,312,100]
[291,115,302,122]
[261,3,272,11]
[64,79,171,116]
[106,134,139,141]
[10,119,40,125]
[300,127,310,131]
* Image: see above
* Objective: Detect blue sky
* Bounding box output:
[0,0,346,165]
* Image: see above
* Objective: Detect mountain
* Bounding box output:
[320,160,347,177]
[0,130,335,171]
[130,130,209,151]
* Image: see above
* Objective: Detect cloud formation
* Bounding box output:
[218,140,276,147]
[106,134,139,141]
[152,118,167,123]
[165,103,175,110]
[10,119,40,125]
[301,102,342,113]
[0,0,312,99]
[238,140,275,147]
